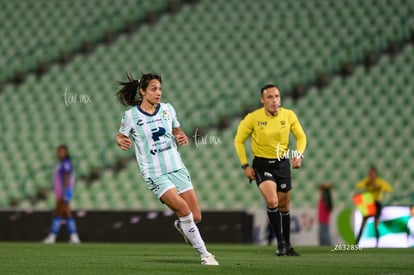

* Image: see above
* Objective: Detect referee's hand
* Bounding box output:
[244,167,256,181]
[292,157,302,169]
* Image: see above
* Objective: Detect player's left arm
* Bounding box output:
[173,127,189,146]
[168,103,188,146]
[290,111,307,169]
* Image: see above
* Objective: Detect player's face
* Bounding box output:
[261,87,281,116]
[141,79,162,105]
[57,147,67,160]
[369,169,377,180]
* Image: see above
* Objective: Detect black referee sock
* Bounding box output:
[281,211,291,246]
[267,207,284,244]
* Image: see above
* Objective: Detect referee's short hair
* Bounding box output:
[260,84,278,96]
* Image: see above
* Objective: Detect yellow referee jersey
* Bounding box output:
[356,177,392,201]
[234,107,307,165]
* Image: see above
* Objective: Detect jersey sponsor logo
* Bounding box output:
[151,127,166,141]
[150,126,171,155]
[146,118,162,124]
[258,121,267,126]
[137,119,144,126]
[150,145,172,155]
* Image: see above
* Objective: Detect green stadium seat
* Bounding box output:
[2,0,414,210]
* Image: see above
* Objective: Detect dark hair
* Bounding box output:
[57,144,70,159]
[369,165,377,173]
[116,73,162,106]
[260,84,277,96]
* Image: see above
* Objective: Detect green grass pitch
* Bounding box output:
[0,243,413,275]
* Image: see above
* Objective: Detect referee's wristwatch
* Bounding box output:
[241,163,249,170]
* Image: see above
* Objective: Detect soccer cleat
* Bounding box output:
[276,241,287,256]
[286,246,300,256]
[201,253,219,265]
[173,220,190,244]
[43,234,56,244]
[69,234,81,244]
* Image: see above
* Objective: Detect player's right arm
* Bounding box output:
[234,114,255,180]
[116,133,131,150]
[117,112,132,150]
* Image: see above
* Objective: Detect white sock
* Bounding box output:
[179,213,209,256]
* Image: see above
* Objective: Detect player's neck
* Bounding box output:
[264,108,279,117]
[140,101,158,114]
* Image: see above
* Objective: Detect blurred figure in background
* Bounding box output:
[43,145,80,244]
[355,166,392,246]
[318,182,333,246]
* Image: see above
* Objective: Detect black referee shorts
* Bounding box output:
[252,157,292,193]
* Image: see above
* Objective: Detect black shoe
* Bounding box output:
[287,246,300,256]
[276,241,287,256]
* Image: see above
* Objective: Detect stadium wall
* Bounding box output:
[0,210,253,243]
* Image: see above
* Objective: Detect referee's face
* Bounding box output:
[261,87,281,116]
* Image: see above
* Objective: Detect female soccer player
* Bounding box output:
[115,73,218,265]
[234,84,307,256]
[43,145,80,244]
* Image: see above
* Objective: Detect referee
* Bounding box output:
[234,84,307,256]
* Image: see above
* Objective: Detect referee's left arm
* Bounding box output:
[290,111,307,156]
[290,111,306,168]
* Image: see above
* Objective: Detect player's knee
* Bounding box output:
[266,198,279,209]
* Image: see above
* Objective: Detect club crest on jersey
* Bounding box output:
[163,110,170,121]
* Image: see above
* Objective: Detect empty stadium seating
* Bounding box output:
[0,0,413,210]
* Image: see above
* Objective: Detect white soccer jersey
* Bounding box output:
[119,103,185,179]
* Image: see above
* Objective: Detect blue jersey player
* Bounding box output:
[43,145,80,244]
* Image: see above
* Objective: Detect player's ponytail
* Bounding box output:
[116,72,162,106]
[116,73,141,106]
